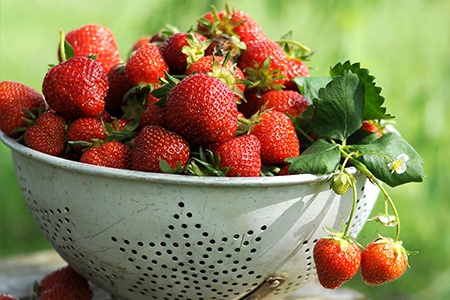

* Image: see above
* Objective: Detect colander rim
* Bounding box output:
[0,131,358,187]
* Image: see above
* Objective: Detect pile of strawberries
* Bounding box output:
[0,5,322,177]
[0,5,410,296]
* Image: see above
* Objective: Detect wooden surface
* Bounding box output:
[0,250,369,300]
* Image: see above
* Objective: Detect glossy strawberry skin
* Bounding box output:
[105,63,133,116]
[130,125,190,173]
[125,43,169,86]
[63,24,121,73]
[185,55,246,101]
[164,73,238,147]
[42,56,108,120]
[313,237,362,289]
[139,93,166,128]
[251,109,299,165]
[23,112,67,156]
[159,32,207,75]
[284,58,310,90]
[361,238,408,286]
[67,117,106,153]
[80,141,131,169]
[238,39,288,88]
[215,134,261,177]
[257,90,310,117]
[0,81,46,137]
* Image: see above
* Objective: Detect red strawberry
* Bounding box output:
[251,109,299,165]
[105,63,133,116]
[130,125,190,173]
[0,81,46,137]
[159,32,208,75]
[42,56,108,120]
[0,294,18,300]
[62,24,121,73]
[215,134,261,177]
[360,120,382,138]
[313,236,362,289]
[164,73,238,147]
[185,55,246,102]
[67,117,106,153]
[37,265,92,300]
[139,92,166,128]
[23,112,67,156]
[197,7,268,46]
[257,90,310,117]
[130,35,151,52]
[124,43,169,85]
[80,141,131,169]
[238,89,261,118]
[238,39,288,91]
[361,237,409,286]
[284,58,310,90]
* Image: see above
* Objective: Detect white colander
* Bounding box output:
[1,132,379,300]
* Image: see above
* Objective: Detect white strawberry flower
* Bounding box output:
[388,153,409,174]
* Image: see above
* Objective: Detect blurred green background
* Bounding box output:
[0,0,449,299]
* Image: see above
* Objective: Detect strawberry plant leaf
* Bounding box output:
[352,132,426,187]
[312,71,364,141]
[330,61,392,120]
[292,76,330,104]
[286,139,340,174]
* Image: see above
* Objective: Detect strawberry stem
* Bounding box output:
[59,30,66,62]
[340,146,401,242]
[343,169,357,237]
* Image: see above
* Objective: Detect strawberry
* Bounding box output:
[23,112,67,156]
[130,35,151,52]
[130,125,190,173]
[124,43,169,85]
[361,237,409,286]
[67,117,106,153]
[37,265,92,300]
[62,24,121,73]
[105,63,133,116]
[197,6,268,46]
[313,236,362,289]
[0,81,46,137]
[256,90,310,117]
[159,32,208,74]
[0,294,18,300]
[214,134,261,177]
[251,109,299,166]
[185,55,246,102]
[360,120,382,138]
[238,39,288,92]
[284,58,310,90]
[42,56,108,120]
[80,141,131,169]
[139,92,166,128]
[164,73,238,147]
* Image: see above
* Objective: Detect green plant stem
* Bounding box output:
[276,39,311,53]
[59,30,66,62]
[343,173,357,237]
[340,146,401,241]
